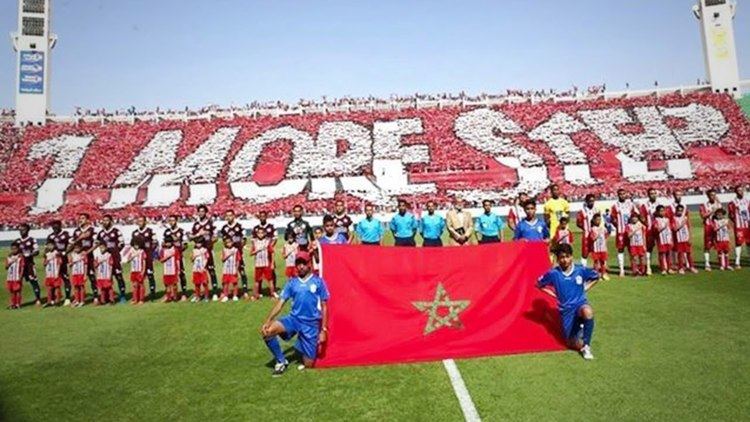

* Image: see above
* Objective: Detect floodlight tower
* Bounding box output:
[693,0,741,98]
[10,0,57,126]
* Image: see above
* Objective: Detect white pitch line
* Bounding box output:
[442,359,481,422]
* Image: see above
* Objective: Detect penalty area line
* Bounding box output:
[442,359,481,422]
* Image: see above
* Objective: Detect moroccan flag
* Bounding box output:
[316,242,565,368]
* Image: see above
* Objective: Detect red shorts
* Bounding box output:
[255,267,273,282]
[675,242,692,253]
[163,274,178,286]
[628,246,646,257]
[285,266,297,278]
[703,227,715,250]
[657,243,673,253]
[6,281,21,293]
[222,274,238,285]
[615,232,627,250]
[716,241,730,253]
[96,279,112,290]
[193,272,208,285]
[44,277,62,288]
[591,252,608,262]
[130,272,144,284]
[71,274,86,287]
[735,228,750,246]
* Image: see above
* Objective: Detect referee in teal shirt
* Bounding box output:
[390,200,418,247]
[475,199,505,244]
[419,201,445,247]
[355,204,384,245]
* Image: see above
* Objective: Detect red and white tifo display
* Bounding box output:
[0,91,749,225]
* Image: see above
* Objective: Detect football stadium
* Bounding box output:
[1,1,749,420]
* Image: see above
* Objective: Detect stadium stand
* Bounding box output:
[0,91,749,227]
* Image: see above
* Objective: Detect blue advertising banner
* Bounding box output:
[19,51,44,94]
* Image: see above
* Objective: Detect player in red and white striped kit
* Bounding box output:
[43,241,63,306]
[588,214,610,280]
[639,188,661,275]
[665,190,687,271]
[672,204,698,274]
[5,243,24,309]
[699,189,723,271]
[68,243,89,306]
[712,209,733,271]
[727,185,750,269]
[160,237,181,302]
[625,214,647,276]
[122,240,147,304]
[652,205,674,275]
[610,189,639,277]
[221,238,241,302]
[93,243,115,305]
[249,227,276,300]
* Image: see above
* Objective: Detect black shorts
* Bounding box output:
[394,237,416,247]
[422,238,443,247]
[479,236,500,244]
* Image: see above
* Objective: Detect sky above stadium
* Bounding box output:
[1,0,749,114]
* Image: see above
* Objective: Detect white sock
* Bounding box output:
[617,253,625,272]
[580,257,587,267]
[735,247,742,266]
[704,252,710,267]
[646,252,651,265]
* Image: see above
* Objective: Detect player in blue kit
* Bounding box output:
[513,200,550,241]
[537,243,599,360]
[261,256,330,376]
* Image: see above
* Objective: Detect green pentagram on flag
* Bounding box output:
[412,283,471,335]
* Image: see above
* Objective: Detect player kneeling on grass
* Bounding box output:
[537,243,599,360]
[261,256,329,377]
[6,243,24,310]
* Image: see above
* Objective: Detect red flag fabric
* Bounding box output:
[316,242,566,368]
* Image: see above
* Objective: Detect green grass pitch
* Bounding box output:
[0,214,749,421]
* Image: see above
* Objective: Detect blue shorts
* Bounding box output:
[560,302,588,340]
[279,315,321,360]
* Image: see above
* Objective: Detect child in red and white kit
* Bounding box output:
[672,204,698,274]
[221,237,241,302]
[68,242,88,306]
[43,241,63,306]
[191,240,210,302]
[652,205,675,275]
[122,240,147,304]
[588,214,610,280]
[94,242,115,305]
[5,243,24,309]
[282,232,298,280]
[249,227,276,300]
[552,216,574,249]
[159,237,181,302]
[625,214,647,276]
[712,209,732,271]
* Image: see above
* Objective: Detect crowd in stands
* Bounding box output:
[0,90,748,228]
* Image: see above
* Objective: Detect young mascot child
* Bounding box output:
[43,241,63,306]
[712,209,732,271]
[588,214,610,280]
[122,240,147,304]
[537,243,600,360]
[552,216,574,249]
[159,237,181,302]
[249,227,276,301]
[6,243,24,309]
[221,237,241,302]
[653,205,675,275]
[282,232,298,280]
[625,214,647,276]
[68,243,88,306]
[672,204,698,274]
[93,242,115,305]
[191,240,211,302]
